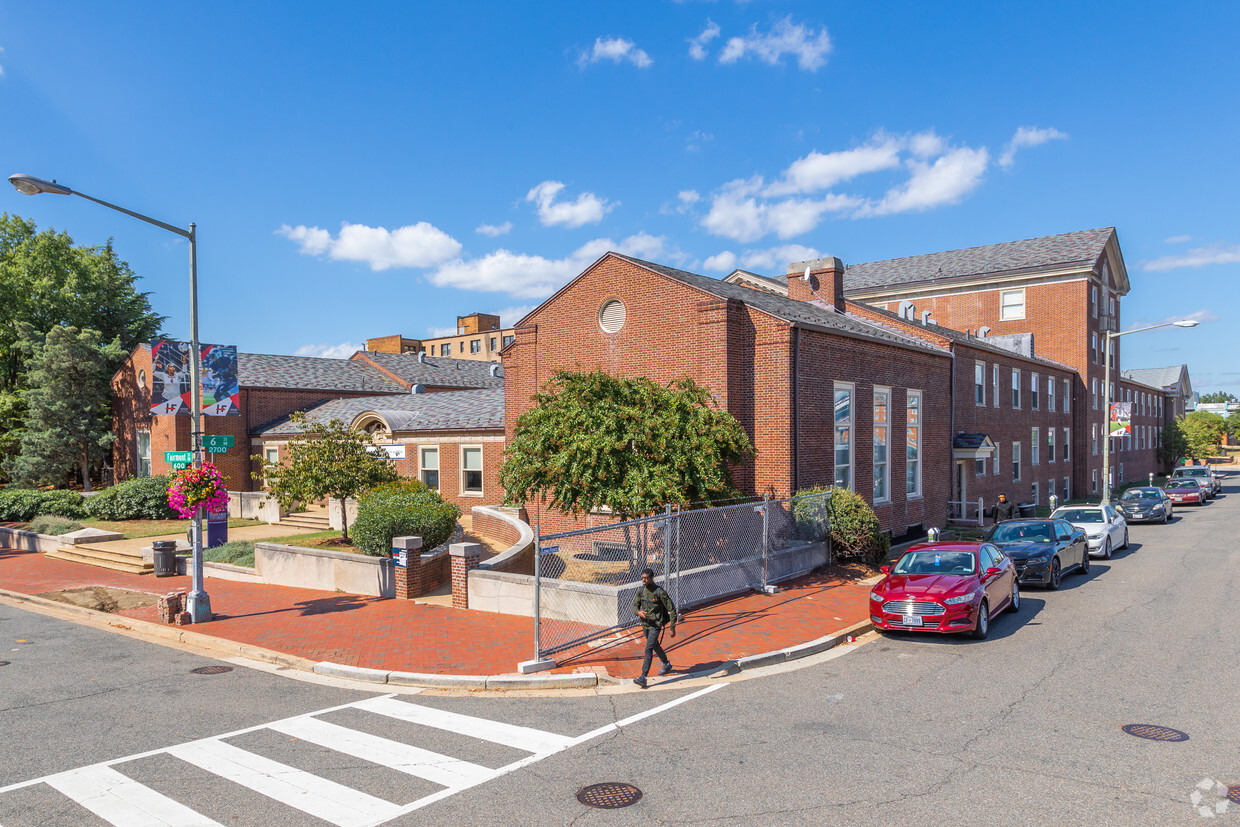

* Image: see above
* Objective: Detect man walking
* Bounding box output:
[991,492,1016,524]
[632,568,677,688]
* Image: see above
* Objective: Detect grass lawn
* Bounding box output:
[81,518,263,539]
[254,529,365,555]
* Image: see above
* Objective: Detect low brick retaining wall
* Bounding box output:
[471,505,534,574]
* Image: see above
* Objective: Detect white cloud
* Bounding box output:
[578,36,652,69]
[998,126,1068,169]
[859,146,990,216]
[764,134,903,196]
[294,342,362,359]
[702,176,859,242]
[686,130,714,152]
[741,244,822,271]
[679,189,701,205]
[1143,243,1240,272]
[425,326,457,338]
[689,20,721,60]
[526,180,615,228]
[0,45,6,77]
[277,221,462,270]
[719,16,831,71]
[703,251,738,272]
[491,305,537,327]
[1164,234,1192,244]
[475,221,512,237]
[429,233,673,299]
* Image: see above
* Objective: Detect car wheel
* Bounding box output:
[1080,549,1090,575]
[1008,580,1020,614]
[1103,537,1112,560]
[1047,558,1062,590]
[1122,529,1129,550]
[971,600,990,640]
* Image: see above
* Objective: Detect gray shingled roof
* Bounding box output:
[612,255,948,356]
[844,228,1115,292]
[954,433,991,450]
[1121,366,1185,390]
[360,351,504,389]
[238,353,406,393]
[252,388,505,436]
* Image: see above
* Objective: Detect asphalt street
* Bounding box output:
[1,471,1237,825]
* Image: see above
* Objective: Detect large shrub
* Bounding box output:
[0,487,87,521]
[86,475,178,521]
[350,480,460,558]
[797,486,889,566]
[25,514,85,535]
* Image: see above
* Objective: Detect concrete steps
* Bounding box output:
[277,511,332,531]
[46,544,154,575]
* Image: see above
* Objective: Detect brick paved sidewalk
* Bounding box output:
[0,547,871,677]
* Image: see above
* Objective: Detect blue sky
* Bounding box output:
[2,2,1237,392]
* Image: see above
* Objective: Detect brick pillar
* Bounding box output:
[450,542,482,609]
[392,536,423,600]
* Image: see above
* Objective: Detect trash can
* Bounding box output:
[152,540,178,578]
[1018,503,1036,518]
[206,510,228,549]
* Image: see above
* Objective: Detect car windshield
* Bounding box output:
[1121,489,1159,501]
[1167,480,1199,489]
[1056,509,1103,523]
[1176,469,1208,477]
[893,550,977,575]
[990,523,1052,543]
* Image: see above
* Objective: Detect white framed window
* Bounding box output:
[992,364,1000,408]
[1047,377,1055,412]
[1012,368,1021,409]
[264,446,279,465]
[906,390,922,498]
[1031,372,1039,410]
[419,446,440,490]
[1063,378,1071,413]
[1064,428,1070,461]
[1012,441,1022,482]
[1063,477,1070,502]
[1000,289,1025,320]
[1031,481,1040,506]
[834,382,854,491]
[490,336,497,351]
[1092,469,1099,493]
[1032,428,1040,466]
[136,430,152,477]
[993,442,1001,476]
[440,343,450,356]
[1091,333,1098,364]
[975,458,986,477]
[469,339,482,354]
[1092,286,1098,317]
[1092,424,1098,456]
[1119,462,1125,483]
[1092,379,1098,410]
[1048,428,1056,463]
[873,388,890,503]
[974,362,985,405]
[461,445,484,494]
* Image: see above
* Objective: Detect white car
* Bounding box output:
[1050,504,1129,559]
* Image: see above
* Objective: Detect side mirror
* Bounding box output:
[985,567,1001,577]
[880,565,891,574]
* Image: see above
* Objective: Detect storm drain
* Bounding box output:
[1121,724,1189,742]
[190,665,233,675]
[1228,786,1240,805]
[577,783,643,809]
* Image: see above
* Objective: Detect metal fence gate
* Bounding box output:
[532,491,831,660]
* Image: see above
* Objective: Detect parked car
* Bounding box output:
[1170,466,1218,498]
[1164,478,1207,506]
[1116,486,1174,524]
[986,519,1089,588]
[870,542,1018,640]
[1051,505,1128,559]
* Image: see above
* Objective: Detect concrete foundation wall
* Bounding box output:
[0,527,65,553]
[473,505,534,574]
[255,542,394,597]
[228,492,284,523]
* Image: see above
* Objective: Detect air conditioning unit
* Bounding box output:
[1099,314,1117,333]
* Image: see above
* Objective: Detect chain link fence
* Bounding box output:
[533,491,831,659]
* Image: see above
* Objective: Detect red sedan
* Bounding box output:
[870,542,1019,640]
[1164,478,1205,506]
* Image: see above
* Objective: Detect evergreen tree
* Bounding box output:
[7,325,126,491]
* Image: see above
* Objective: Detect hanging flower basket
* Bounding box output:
[167,462,230,518]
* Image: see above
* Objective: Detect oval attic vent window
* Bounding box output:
[599,299,626,333]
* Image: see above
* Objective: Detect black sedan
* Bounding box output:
[985,519,1089,589]
[1117,486,1174,523]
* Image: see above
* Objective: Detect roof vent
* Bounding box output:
[599,299,626,333]
[897,300,916,320]
[977,326,990,338]
[489,363,500,377]
[411,384,425,394]
[920,310,936,326]
[417,351,426,363]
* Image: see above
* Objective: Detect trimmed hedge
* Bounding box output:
[0,488,87,522]
[86,475,178,521]
[350,480,460,558]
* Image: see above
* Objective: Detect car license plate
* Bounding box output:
[902,614,923,627]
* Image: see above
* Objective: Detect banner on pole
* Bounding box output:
[1109,401,1132,437]
[150,339,194,415]
[200,344,240,416]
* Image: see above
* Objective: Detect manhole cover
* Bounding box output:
[190,665,233,675]
[1121,724,1189,742]
[577,783,642,809]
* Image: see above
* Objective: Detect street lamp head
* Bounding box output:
[1173,319,1200,328]
[8,174,73,196]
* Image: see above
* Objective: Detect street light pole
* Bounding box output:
[1100,318,1199,506]
[8,173,212,621]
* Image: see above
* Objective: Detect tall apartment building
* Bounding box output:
[367,313,516,363]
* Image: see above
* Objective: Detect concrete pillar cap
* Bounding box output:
[392,536,423,550]
[450,542,482,557]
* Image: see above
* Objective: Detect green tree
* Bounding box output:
[500,370,755,519]
[1181,410,1225,461]
[1198,391,1237,404]
[253,413,398,542]
[6,325,126,490]
[1158,417,1189,469]
[1226,410,1240,440]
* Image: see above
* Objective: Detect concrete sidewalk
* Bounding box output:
[0,546,873,684]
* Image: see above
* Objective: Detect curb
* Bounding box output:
[312,662,601,691]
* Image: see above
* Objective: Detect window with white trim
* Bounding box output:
[1047,376,1055,412]
[469,339,482,354]
[992,364,1000,408]
[1092,424,1098,456]
[1000,289,1025,320]
[1063,378,1071,413]
[873,388,890,503]
[1048,428,1056,463]
[1091,333,1098,364]
[1032,428,1040,465]
[419,446,440,490]
[1031,481,1040,506]
[1092,286,1098,317]
[1063,477,1070,502]
[975,458,986,476]
[136,430,152,477]
[1031,372,1039,410]
[1092,379,1098,410]
[993,442,1001,476]
[974,362,985,405]
[1012,441,1022,482]
[1012,369,1021,408]
[1064,428,1070,461]
[834,382,853,490]
[1092,469,1098,493]
[461,445,483,493]
[264,446,279,465]
[906,390,922,497]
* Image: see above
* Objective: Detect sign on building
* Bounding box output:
[1109,401,1132,437]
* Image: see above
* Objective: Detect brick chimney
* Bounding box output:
[787,257,845,312]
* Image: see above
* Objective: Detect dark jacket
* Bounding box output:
[633,585,678,630]
[992,499,1017,523]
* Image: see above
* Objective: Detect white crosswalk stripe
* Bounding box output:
[0,685,724,827]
